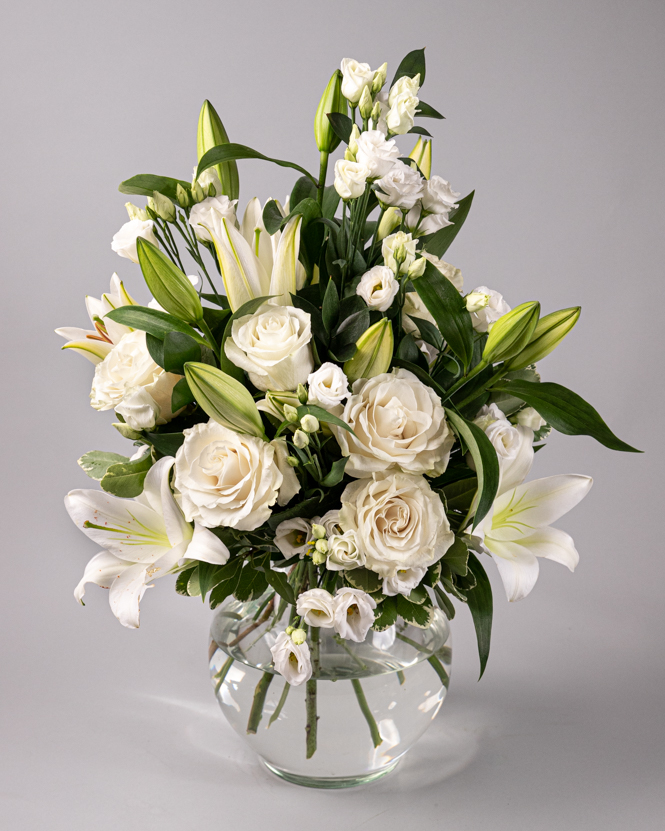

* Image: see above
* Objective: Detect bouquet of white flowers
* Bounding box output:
[60,49,638,760]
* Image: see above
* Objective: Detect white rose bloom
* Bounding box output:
[333,588,377,643]
[296,588,336,628]
[224,303,314,392]
[388,74,421,105]
[270,631,312,686]
[336,369,455,478]
[382,566,427,597]
[111,219,159,263]
[307,363,350,409]
[421,176,461,214]
[334,159,370,200]
[386,92,419,135]
[340,58,374,104]
[326,530,366,571]
[517,407,547,431]
[90,330,179,427]
[468,286,511,333]
[188,194,238,243]
[174,420,285,530]
[382,231,418,275]
[356,266,399,312]
[274,518,312,559]
[375,161,425,210]
[354,130,400,179]
[340,471,454,578]
[421,253,463,292]
[473,403,534,492]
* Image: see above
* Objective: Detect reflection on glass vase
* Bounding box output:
[208,591,452,789]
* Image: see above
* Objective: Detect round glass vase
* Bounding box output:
[208,592,452,789]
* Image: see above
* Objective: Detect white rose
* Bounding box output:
[326,530,365,571]
[340,58,374,104]
[382,231,418,275]
[274,518,312,559]
[334,159,370,200]
[115,387,160,431]
[270,631,312,686]
[382,566,427,597]
[386,92,418,135]
[375,162,424,210]
[516,407,547,431]
[307,363,350,409]
[356,266,399,312]
[468,286,511,333]
[473,403,534,492]
[354,130,400,179]
[333,587,377,643]
[90,330,179,425]
[340,471,454,578]
[111,219,159,263]
[174,420,284,530]
[224,303,314,392]
[336,369,455,478]
[421,176,460,214]
[296,588,336,628]
[188,194,238,243]
[388,74,421,106]
[421,253,463,291]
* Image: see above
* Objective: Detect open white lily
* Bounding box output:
[55,274,136,364]
[66,457,229,628]
[471,474,593,602]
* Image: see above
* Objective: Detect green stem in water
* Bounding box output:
[268,680,291,727]
[351,679,383,748]
[246,671,273,734]
[305,626,320,758]
[213,655,234,695]
[427,655,450,689]
[397,670,406,686]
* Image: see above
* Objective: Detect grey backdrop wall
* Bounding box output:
[1,1,663,828]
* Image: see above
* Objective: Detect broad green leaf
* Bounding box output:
[326,112,353,144]
[264,569,296,606]
[441,536,470,577]
[466,552,493,679]
[396,333,429,373]
[372,597,397,631]
[441,477,478,513]
[171,378,194,412]
[262,199,285,235]
[434,584,456,620]
[119,174,190,200]
[321,185,340,220]
[175,565,197,596]
[197,143,317,186]
[391,48,426,88]
[423,191,475,259]
[407,315,444,351]
[415,101,445,119]
[396,595,434,628]
[234,560,269,602]
[106,306,207,346]
[296,404,355,435]
[209,559,244,608]
[163,331,201,375]
[100,452,152,498]
[290,176,318,209]
[345,567,383,594]
[408,125,433,136]
[145,333,165,368]
[320,457,349,488]
[146,431,185,456]
[199,562,225,603]
[77,451,129,481]
[322,278,339,333]
[407,584,429,605]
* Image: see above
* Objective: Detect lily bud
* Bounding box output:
[176,184,190,209]
[291,629,307,645]
[125,202,148,221]
[300,414,319,433]
[358,85,373,120]
[344,318,394,383]
[283,404,299,423]
[377,206,402,240]
[296,384,308,404]
[503,307,581,372]
[152,191,176,223]
[348,124,361,156]
[407,257,427,279]
[311,524,326,540]
[293,429,309,449]
[465,291,490,314]
[197,99,239,201]
[420,140,432,179]
[184,362,266,438]
[136,238,203,324]
[191,179,205,203]
[372,62,388,94]
[314,69,347,154]
[482,301,541,365]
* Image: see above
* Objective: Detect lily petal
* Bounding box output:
[141,457,192,548]
[61,339,113,364]
[74,551,130,603]
[486,541,540,602]
[499,425,534,493]
[269,215,302,305]
[108,562,151,629]
[186,522,230,565]
[519,526,580,571]
[209,218,269,311]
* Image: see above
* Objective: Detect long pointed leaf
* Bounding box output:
[465,552,493,679]
[423,190,475,259]
[197,144,317,185]
[119,174,190,200]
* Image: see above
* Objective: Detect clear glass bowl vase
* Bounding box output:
[208,592,452,789]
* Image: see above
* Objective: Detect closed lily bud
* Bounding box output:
[344,318,394,383]
[136,238,203,324]
[291,629,307,645]
[152,191,176,223]
[407,257,427,279]
[358,85,373,120]
[283,404,299,423]
[293,429,309,449]
[465,291,491,314]
[311,524,326,540]
[377,206,402,240]
[125,202,149,221]
[176,183,190,209]
[184,362,266,438]
[300,414,319,433]
[482,301,541,365]
[197,99,240,201]
[314,69,347,154]
[503,307,581,371]
[372,62,388,94]
[411,138,432,179]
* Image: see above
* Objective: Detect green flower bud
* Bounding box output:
[291,628,307,645]
[300,414,319,433]
[348,124,361,157]
[465,291,490,314]
[372,62,388,94]
[285,625,295,636]
[377,206,402,240]
[197,99,239,201]
[265,390,301,418]
[344,318,394,383]
[315,538,328,554]
[296,384,308,404]
[358,85,373,120]
[286,455,300,468]
[184,362,266,438]
[312,550,327,565]
[112,422,143,440]
[344,147,356,162]
[314,69,347,154]
[136,238,203,324]
[408,257,427,279]
[371,101,382,124]
[283,404,299,423]
[125,202,148,221]
[311,524,326,540]
[152,191,176,223]
[191,179,205,203]
[207,182,217,197]
[482,301,541,365]
[503,307,581,372]
[293,429,309,449]
[176,184,191,209]
[409,137,432,179]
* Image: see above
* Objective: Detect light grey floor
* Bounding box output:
[1,1,663,828]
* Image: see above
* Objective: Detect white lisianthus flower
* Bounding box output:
[296,588,336,628]
[334,159,370,200]
[270,631,312,686]
[340,471,454,578]
[468,286,511,333]
[307,363,350,409]
[420,252,463,292]
[370,90,390,135]
[386,92,419,135]
[174,420,286,530]
[421,176,461,214]
[356,266,399,312]
[354,130,400,179]
[340,58,374,104]
[388,74,421,105]
[409,208,454,236]
[90,330,180,429]
[224,303,314,392]
[111,219,159,263]
[517,407,547,431]
[274,518,312,559]
[375,162,425,210]
[473,403,534,493]
[326,530,365,571]
[465,291,490,314]
[336,369,455,478]
[333,588,377,643]
[188,194,238,243]
[195,165,224,197]
[382,231,418,275]
[316,509,343,537]
[382,566,427,597]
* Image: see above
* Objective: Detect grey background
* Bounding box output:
[1,0,663,828]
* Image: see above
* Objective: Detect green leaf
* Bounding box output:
[326,112,353,144]
[490,379,641,453]
[407,315,444,351]
[197,143,317,186]
[320,457,349,488]
[209,559,244,608]
[396,595,434,628]
[268,496,324,530]
[171,378,194,413]
[262,199,284,235]
[199,562,224,602]
[441,536,470,577]
[345,567,383,594]
[296,404,355,435]
[162,332,201,375]
[407,584,429,605]
[106,306,207,346]
[413,261,474,369]
[322,185,340,220]
[290,176,318,209]
[77,451,129,481]
[145,431,185,456]
[441,478,478,513]
[465,552,493,679]
[234,561,269,602]
[264,569,296,606]
[396,333,429,373]
[415,101,445,119]
[444,409,500,529]
[175,566,197,596]
[391,48,426,88]
[427,655,450,689]
[423,191,475,259]
[119,174,190,200]
[145,333,165,368]
[322,278,339,333]
[200,293,230,309]
[372,597,397,631]
[408,125,433,136]
[100,452,152,498]
[434,584,456,620]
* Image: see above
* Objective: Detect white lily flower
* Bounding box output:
[66,457,229,628]
[472,474,593,602]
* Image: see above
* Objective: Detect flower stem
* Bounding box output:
[246,671,273,734]
[268,680,291,727]
[213,655,234,695]
[305,626,320,758]
[427,655,450,689]
[351,679,382,748]
[317,151,329,207]
[198,317,219,354]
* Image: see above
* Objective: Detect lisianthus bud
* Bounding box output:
[297,384,308,404]
[283,404,299,423]
[465,291,491,314]
[372,62,388,94]
[293,429,309,449]
[291,629,307,645]
[285,625,295,636]
[125,202,148,221]
[184,362,266,438]
[312,550,327,565]
[348,124,361,156]
[359,85,373,120]
[377,206,402,240]
[314,69,347,154]
[176,184,190,209]
[344,318,394,383]
[311,524,326,540]
[286,455,300,467]
[371,101,382,124]
[300,414,319,433]
[191,179,205,203]
[315,539,329,554]
[482,301,541,364]
[407,257,427,279]
[503,307,581,372]
[152,191,176,223]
